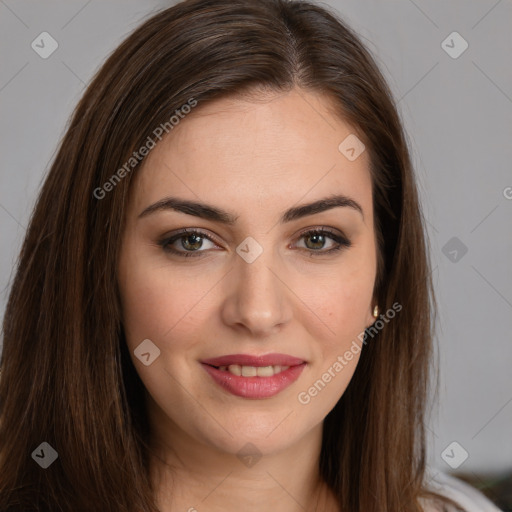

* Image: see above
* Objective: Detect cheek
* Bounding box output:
[295,266,373,411]
[298,251,376,349]
[118,250,214,353]
[328,278,372,340]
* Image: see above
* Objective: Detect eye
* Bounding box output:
[157,226,351,258]
[293,227,352,257]
[158,228,218,258]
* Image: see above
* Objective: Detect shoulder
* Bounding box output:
[420,469,504,512]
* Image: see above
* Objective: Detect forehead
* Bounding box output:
[129,88,373,221]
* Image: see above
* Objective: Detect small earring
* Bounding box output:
[373,305,379,318]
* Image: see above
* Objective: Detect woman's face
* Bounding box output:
[118,87,377,458]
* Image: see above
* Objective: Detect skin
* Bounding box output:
[117,87,378,512]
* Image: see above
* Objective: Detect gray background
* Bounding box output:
[1,0,511,478]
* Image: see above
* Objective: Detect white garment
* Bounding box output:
[422,469,504,512]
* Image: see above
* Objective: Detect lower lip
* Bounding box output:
[201,363,306,399]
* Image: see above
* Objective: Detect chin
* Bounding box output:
[196,420,299,456]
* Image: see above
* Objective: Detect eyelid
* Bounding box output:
[294,225,346,240]
[161,227,222,246]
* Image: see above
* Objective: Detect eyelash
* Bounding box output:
[157,227,352,258]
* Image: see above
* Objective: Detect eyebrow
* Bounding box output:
[138,193,364,224]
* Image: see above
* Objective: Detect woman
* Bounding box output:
[0,0,502,511]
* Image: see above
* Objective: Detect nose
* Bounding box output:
[220,247,293,337]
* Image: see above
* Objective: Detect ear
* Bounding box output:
[366,302,377,329]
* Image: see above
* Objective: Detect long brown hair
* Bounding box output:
[0,1,462,510]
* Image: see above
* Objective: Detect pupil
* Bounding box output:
[183,234,202,251]
[306,233,324,250]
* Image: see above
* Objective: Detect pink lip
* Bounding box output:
[201,363,306,399]
[201,353,305,367]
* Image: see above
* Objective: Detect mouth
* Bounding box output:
[200,353,307,399]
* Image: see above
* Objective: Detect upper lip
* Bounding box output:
[201,353,305,367]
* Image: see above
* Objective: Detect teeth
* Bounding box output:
[217,364,290,377]
[242,365,257,377]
